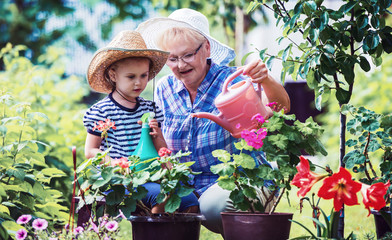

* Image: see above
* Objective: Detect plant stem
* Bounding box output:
[269,187,285,214]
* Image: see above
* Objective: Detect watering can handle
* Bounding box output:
[222,69,262,96]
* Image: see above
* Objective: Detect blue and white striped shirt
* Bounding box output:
[83,93,163,159]
[155,59,271,195]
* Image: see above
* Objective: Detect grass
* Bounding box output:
[200,188,379,240]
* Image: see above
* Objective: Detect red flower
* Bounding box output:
[361,181,390,216]
[291,156,327,197]
[158,147,172,157]
[317,167,362,212]
[92,119,116,139]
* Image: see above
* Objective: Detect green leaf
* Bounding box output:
[106,185,125,205]
[335,88,351,105]
[359,56,371,72]
[233,153,255,169]
[177,185,195,197]
[266,56,275,71]
[340,1,357,14]
[282,44,292,62]
[210,163,235,176]
[212,149,231,163]
[259,48,267,61]
[133,171,150,186]
[357,15,369,30]
[217,176,236,191]
[41,168,66,177]
[165,194,181,213]
[241,52,254,65]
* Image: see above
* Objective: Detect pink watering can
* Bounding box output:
[191,69,270,138]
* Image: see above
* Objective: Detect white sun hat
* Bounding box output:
[136,8,236,66]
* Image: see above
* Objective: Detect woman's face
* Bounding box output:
[109,58,150,101]
[163,36,210,89]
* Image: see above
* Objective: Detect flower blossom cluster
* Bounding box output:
[111,157,130,169]
[291,156,390,216]
[92,118,116,138]
[158,147,172,157]
[15,213,123,240]
[240,113,268,149]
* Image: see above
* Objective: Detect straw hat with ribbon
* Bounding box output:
[87,30,169,93]
[136,8,236,66]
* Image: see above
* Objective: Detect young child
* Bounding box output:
[83,30,198,213]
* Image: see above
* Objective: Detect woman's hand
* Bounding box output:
[238,59,291,113]
[238,59,269,84]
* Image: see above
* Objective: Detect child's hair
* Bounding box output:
[156,27,206,50]
[103,57,153,92]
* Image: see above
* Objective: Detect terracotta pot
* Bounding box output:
[129,213,204,240]
[221,212,293,240]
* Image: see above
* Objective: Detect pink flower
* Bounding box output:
[105,221,118,232]
[90,221,99,233]
[32,218,48,230]
[16,229,27,240]
[241,128,267,149]
[236,123,241,129]
[251,113,267,125]
[74,226,84,235]
[17,215,32,225]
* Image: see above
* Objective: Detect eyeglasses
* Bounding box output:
[166,43,203,67]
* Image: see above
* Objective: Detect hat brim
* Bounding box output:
[136,17,235,66]
[87,48,169,93]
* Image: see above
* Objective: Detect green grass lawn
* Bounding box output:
[200,189,378,240]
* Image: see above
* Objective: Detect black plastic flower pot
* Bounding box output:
[129,213,205,240]
[221,212,293,240]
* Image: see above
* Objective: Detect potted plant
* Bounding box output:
[339,104,392,238]
[290,155,390,239]
[245,0,392,236]
[211,109,327,240]
[76,118,203,240]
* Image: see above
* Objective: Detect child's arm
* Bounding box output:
[85,133,110,163]
[148,118,167,151]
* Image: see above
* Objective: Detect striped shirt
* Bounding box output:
[155,59,272,195]
[83,93,163,159]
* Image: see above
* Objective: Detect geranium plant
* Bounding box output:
[211,108,327,213]
[291,155,390,239]
[76,118,198,220]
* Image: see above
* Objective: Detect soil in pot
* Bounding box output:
[129,213,205,240]
[221,212,293,240]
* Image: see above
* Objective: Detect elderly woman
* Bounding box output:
[136,8,290,235]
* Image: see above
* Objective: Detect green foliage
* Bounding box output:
[77,149,198,216]
[0,0,96,62]
[249,0,392,109]
[211,111,327,213]
[0,91,69,239]
[290,197,357,240]
[342,104,392,187]
[0,43,89,233]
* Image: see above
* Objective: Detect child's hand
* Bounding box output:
[148,118,161,138]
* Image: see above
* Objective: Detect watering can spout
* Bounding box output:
[191,112,232,133]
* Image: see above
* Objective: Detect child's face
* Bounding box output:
[110,58,150,100]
